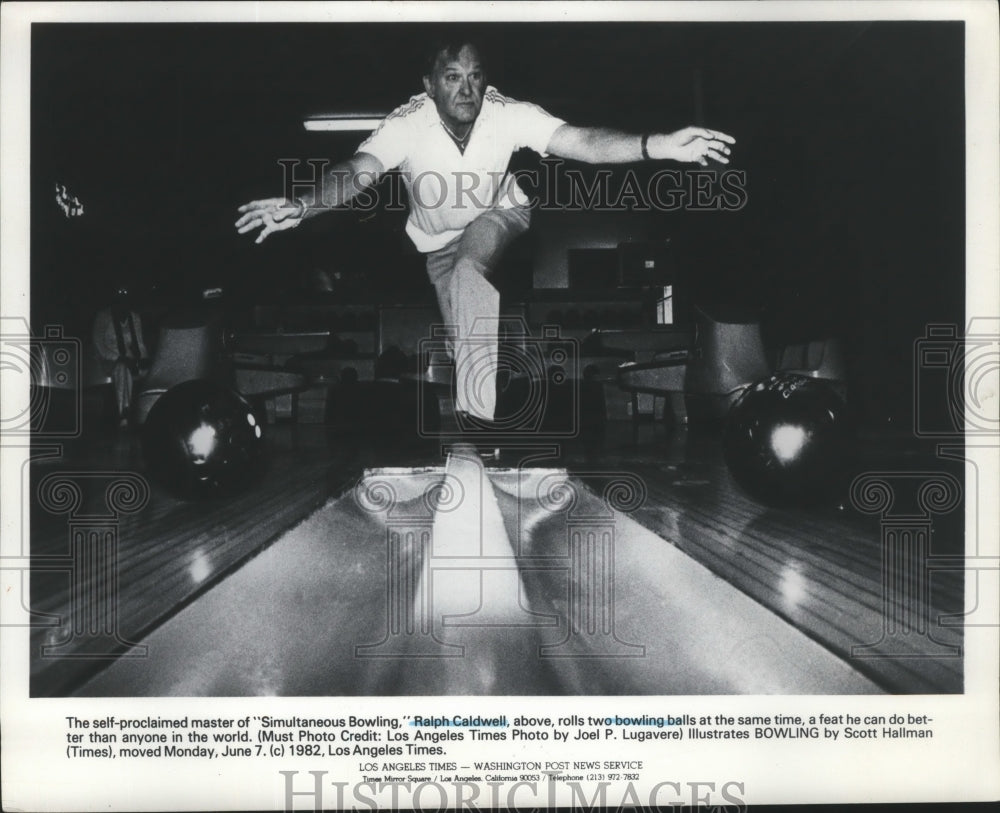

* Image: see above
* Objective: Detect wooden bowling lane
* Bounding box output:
[75,448,882,696]
[29,426,354,697]
[489,469,881,695]
[73,461,562,696]
[618,458,963,694]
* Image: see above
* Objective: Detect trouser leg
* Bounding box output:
[111,361,134,418]
[425,206,531,421]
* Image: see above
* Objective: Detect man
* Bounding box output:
[235,39,734,425]
[91,285,149,426]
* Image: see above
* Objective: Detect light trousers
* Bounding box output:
[424,205,531,421]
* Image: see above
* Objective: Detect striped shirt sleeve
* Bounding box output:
[489,91,566,156]
[355,97,422,171]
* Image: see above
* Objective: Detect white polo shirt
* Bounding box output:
[356,87,565,253]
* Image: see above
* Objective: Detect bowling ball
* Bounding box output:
[723,374,849,507]
[142,379,266,500]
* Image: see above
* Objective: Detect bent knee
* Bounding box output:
[449,262,498,296]
[453,254,492,280]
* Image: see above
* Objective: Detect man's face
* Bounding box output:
[422,44,485,130]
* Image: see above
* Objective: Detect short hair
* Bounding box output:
[422,38,485,78]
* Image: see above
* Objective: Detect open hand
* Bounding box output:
[234,198,303,244]
[658,127,735,166]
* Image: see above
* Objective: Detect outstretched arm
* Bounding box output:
[546,125,734,166]
[234,152,385,244]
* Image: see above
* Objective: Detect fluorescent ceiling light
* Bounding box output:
[303,115,384,132]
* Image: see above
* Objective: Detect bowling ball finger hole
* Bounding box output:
[724,374,849,507]
[142,379,266,500]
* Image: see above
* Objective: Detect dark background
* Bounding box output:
[31,21,965,437]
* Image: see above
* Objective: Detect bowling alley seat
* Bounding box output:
[132,316,226,425]
[134,315,312,425]
[615,301,848,427]
[611,301,768,426]
[773,337,848,401]
[682,301,772,424]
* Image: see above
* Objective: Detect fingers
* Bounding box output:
[234,197,286,228]
[254,212,277,244]
[235,209,268,230]
[696,139,732,162]
[687,135,733,165]
[236,216,265,234]
[235,206,276,239]
[236,197,282,215]
[241,207,301,244]
[690,127,736,144]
